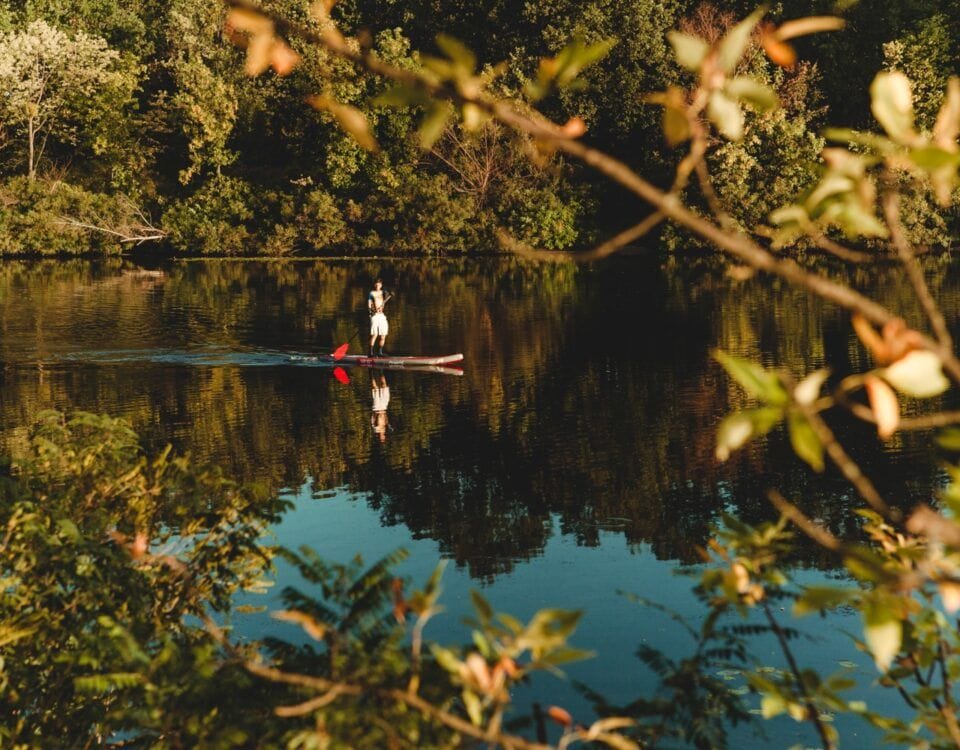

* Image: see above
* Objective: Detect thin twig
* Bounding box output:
[767,490,843,553]
[806,228,876,264]
[497,212,664,262]
[936,635,960,748]
[203,614,552,749]
[762,600,836,750]
[881,188,959,381]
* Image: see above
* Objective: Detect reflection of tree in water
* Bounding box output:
[0,259,954,577]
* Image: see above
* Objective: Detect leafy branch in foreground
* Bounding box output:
[211,550,638,749]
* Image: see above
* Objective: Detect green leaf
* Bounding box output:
[936,428,960,451]
[307,96,378,151]
[667,31,709,71]
[374,84,427,108]
[909,146,960,171]
[761,692,787,719]
[715,407,783,461]
[435,34,476,75]
[462,689,483,725]
[472,630,493,658]
[726,77,778,111]
[74,672,146,693]
[707,90,744,140]
[788,411,824,472]
[717,8,766,74]
[430,644,462,674]
[842,546,889,583]
[470,589,493,623]
[825,201,888,239]
[794,586,853,616]
[537,646,595,666]
[823,127,895,153]
[870,71,916,144]
[497,612,523,634]
[663,104,690,146]
[419,102,453,149]
[57,518,81,542]
[553,38,616,87]
[713,350,788,405]
[882,350,949,398]
[805,172,856,212]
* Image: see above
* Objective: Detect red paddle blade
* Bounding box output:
[333,366,350,384]
[332,343,349,360]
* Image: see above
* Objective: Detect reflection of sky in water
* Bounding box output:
[1,258,953,741]
[235,485,895,747]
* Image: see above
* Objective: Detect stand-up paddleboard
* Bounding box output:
[292,353,464,370]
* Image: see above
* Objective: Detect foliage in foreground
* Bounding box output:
[0,413,650,748]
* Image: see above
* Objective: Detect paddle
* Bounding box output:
[333,292,393,360]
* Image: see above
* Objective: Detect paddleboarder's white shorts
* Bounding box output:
[372,385,390,412]
[370,312,389,337]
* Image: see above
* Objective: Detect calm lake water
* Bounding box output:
[2,256,955,745]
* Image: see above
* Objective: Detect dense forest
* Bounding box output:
[1,0,959,255]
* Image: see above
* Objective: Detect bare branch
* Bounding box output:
[56,215,166,245]
[767,489,843,553]
[784,371,897,520]
[497,212,664,262]
[881,188,957,369]
[806,228,877,264]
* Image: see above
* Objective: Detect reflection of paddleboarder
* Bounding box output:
[371,372,390,443]
[368,278,391,357]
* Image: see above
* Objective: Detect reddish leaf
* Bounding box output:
[760,25,797,68]
[560,116,587,138]
[333,366,350,384]
[852,314,893,364]
[270,40,301,75]
[547,705,573,727]
[131,532,148,560]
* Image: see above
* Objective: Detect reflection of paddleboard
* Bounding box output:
[296,353,464,368]
[400,364,464,376]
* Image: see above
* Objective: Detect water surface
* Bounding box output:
[1,256,953,744]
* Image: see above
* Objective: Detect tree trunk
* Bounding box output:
[27,117,35,180]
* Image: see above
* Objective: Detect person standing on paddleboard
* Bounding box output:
[368,278,390,357]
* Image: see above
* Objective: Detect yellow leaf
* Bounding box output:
[307,95,379,151]
[245,32,274,76]
[225,7,272,35]
[272,610,327,640]
[939,581,960,613]
[775,16,845,41]
[871,71,916,145]
[934,77,960,151]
